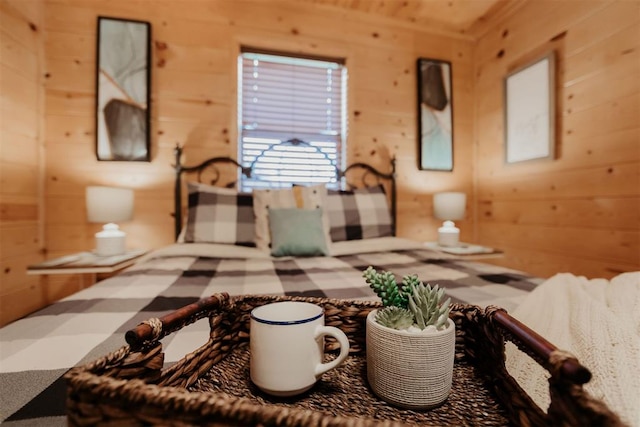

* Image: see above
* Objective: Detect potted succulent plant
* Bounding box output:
[363,266,455,410]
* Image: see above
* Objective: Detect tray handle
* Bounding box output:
[125,293,230,350]
[493,309,591,385]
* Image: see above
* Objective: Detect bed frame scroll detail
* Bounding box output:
[172,143,397,240]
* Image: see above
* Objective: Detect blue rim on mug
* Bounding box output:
[250,302,323,325]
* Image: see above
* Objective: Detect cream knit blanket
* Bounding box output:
[505,272,640,426]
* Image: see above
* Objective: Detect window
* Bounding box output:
[238,49,347,192]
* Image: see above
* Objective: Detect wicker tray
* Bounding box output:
[65,294,624,426]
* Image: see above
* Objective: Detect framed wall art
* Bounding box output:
[504,52,556,164]
[417,58,453,171]
[96,16,151,161]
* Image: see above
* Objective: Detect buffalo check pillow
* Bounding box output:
[183,182,255,246]
[326,184,393,242]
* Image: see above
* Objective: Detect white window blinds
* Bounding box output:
[238,50,346,192]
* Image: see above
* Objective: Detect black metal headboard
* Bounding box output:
[173,142,397,240]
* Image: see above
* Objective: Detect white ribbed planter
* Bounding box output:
[366,309,455,410]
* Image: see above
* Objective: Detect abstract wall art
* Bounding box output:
[417,58,454,171]
[96,16,151,161]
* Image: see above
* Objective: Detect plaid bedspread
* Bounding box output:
[0,247,541,425]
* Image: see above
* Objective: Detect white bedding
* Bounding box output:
[505,272,640,426]
[329,236,425,256]
[136,237,429,264]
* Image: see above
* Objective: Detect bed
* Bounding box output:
[0,142,633,426]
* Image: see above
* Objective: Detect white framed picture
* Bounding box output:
[504,52,556,164]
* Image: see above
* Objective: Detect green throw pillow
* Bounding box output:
[268,208,329,257]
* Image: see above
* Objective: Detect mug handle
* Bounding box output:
[314,325,350,377]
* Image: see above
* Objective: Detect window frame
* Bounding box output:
[237,48,348,192]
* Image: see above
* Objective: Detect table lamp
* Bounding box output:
[86,186,134,256]
[433,192,466,247]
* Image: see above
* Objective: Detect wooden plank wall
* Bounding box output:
[0,0,46,326]
[474,0,640,278]
[3,0,636,325]
[0,0,475,325]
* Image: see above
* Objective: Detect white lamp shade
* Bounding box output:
[86,186,134,223]
[433,192,466,221]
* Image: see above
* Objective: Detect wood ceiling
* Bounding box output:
[295,0,525,38]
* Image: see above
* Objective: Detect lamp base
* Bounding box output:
[437,221,460,247]
[95,223,126,256]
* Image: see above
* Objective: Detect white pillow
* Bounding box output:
[293,184,331,246]
[252,188,297,251]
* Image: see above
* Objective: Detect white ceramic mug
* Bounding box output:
[250,301,350,397]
